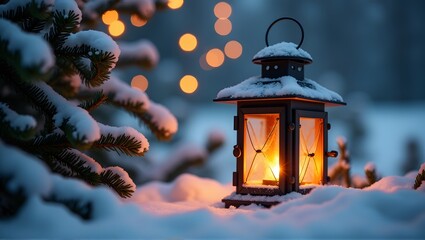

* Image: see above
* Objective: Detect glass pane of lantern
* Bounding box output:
[243,114,280,187]
[299,117,324,186]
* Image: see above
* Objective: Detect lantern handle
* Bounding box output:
[265,17,304,49]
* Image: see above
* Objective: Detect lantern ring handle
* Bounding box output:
[265,17,304,49]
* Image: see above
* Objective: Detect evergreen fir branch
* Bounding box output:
[0,0,52,33]
[78,91,107,112]
[31,132,69,153]
[44,10,81,49]
[58,44,117,87]
[100,168,134,198]
[0,103,37,140]
[413,169,425,190]
[136,111,173,141]
[51,149,102,185]
[93,133,145,156]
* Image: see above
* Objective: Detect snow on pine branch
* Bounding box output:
[116,0,155,20]
[0,141,51,197]
[97,123,149,156]
[33,81,100,144]
[144,101,178,140]
[0,18,55,74]
[118,40,159,69]
[101,166,136,198]
[95,75,150,112]
[0,0,54,16]
[0,103,37,132]
[53,0,82,23]
[62,149,103,174]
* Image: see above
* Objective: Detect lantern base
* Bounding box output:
[222,191,305,208]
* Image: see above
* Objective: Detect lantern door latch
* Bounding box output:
[233,145,241,158]
[327,150,338,158]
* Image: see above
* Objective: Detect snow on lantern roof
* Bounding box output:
[252,42,313,64]
[215,75,345,105]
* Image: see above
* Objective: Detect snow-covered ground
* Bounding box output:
[1,171,424,238]
[1,102,424,238]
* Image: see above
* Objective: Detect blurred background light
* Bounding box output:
[168,0,184,10]
[179,33,198,52]
[214,19,232,36]
[130,14,147,27]
[224,40,243,59]
[214,2,232,19]
[102,10,118,25]
[108,20,125,37]
[180,75,198,94]
[206,48,225,67]
[131,75,149,92]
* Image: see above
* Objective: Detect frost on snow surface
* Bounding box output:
[1,168,425,238]
[216,75,344,103]
[0,19,55,73]
[253,42,313,61]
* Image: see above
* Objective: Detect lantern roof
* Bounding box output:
[252,42,313,64]
[214,75,345,106]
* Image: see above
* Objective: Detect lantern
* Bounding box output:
[214,17,346,208]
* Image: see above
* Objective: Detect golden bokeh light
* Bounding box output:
[102,10,119,25]
[214,2,232,19]
[130,14,147,27]
[214,19,232,36]
[168,0,184,10]
[179,75,198,94]
[131,75,149,92]
[108,20,125,37]
[224,40,243,59]
[206,48,225,68]
[179,33,197,52]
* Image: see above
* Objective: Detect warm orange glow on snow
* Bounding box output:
[179,75,198,94]
[130,14,147,27]
[179,33,197,52]
[131,75,149,92]
[214,19,232,36]
[214,2,232,19]
[206,48,224,68]
[109,20,125,37]
[224,40,243,59]
[102,10,119,25]
[168,0,184,10]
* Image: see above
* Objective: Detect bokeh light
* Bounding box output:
[214,19,232,36]
[224,40,243,59]
[130,14,147,27]
[179,75,198,94]
[179,33,198,52]
[168,0,184,10]
[214,2,232,19]
[206,48,225,68]
[199,53,212,71]
[102,10,118,25]
[109,20,125,37]
[131,75,149,92]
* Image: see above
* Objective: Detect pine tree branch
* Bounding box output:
[100,167,135,198]
[78,91,107,112]
[0,102,37,140]
[93,133,145,156]
[413,169,425,190]
[48,149,102,185]
[0,0,52,33]
[43,10,81,49]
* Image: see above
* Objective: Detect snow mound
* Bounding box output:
[216,75,344,103]
[0,103,37,131]
[253,42,312,62]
